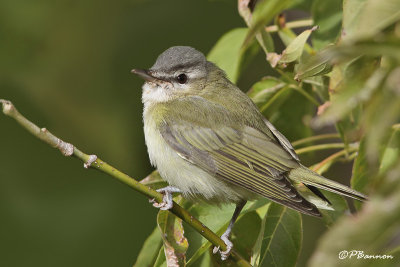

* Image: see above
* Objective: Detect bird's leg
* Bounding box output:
[150,186,181,210]
[213,200,246,261]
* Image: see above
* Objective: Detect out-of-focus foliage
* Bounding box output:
[134,0,400,266]
[207,28,259,84]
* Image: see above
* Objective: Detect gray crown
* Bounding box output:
[150,46,206,72]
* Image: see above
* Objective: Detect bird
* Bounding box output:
[131,46,367,260]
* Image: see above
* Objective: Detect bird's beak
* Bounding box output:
[131,69,158,83]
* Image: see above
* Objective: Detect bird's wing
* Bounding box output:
[263,118,299,161]
[160,120,320,216]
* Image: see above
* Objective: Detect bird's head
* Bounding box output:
[132,46,226,105]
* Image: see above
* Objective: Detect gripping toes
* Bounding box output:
[150,186,180,210]
[213,234,233,261]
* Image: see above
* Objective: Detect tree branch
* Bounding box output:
[0,99,251,267]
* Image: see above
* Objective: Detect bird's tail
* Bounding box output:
[288,165,367,201]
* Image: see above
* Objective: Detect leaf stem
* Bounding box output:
[288,84,320,106]
[275,70,320,106]
[0,99,251,267]
[312,147,358,173]
[295,143,346,155]
[265,19,314,33]
[292,133,341,147]
[259,85,290,113]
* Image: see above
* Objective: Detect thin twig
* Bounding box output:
[0,99,251,267]
[259,85,290,113]
[312,147,358,173]
[265,19,314,33]
[292,133,341,147]
[288,84,320,106]
[295,143,346,155]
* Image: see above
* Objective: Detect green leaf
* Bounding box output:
[196,251,212,267]
[352,125,400,209]
[363,79,400,164]
[319,192,349,227]
[258,203,302,267]
[379,126,400,175]
[133,227,163,267]
[208,211,263,266]
[185,203,236,265]
[322,37,400,63]
[153,246,166,267]
[207,28,258,84]
[189,204,236,236]
[244,0,291,47]
[279,26,318,64]
[157,206,189,267]
[232,211,262,260]
[295,46,333,81]
[351,138,375,195]
[247,76,286,107]
[251,203,271,266]
[187,200,269,266]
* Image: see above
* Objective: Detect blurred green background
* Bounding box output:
[0,0,339,266]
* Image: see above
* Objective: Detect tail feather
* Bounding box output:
[288,165,367,201]
[305,184,332,205]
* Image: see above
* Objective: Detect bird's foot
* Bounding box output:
[212,232,233,261]
[149,186,181,210]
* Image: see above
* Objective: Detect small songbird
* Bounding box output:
[132,46,366,260]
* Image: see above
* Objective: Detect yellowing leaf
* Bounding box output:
[157,205,188,267]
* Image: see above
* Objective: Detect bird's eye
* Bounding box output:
[176,74,188,84]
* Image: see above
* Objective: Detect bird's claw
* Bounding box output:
[149,198,170,210]
[149,187,177,210]
[212,234,233,261]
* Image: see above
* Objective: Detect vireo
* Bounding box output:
[132,46,366,260]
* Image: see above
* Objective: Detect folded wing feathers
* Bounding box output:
[263,118,300,161]
[163,123,321,217]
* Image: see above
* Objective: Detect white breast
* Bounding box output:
[143,107,250,203]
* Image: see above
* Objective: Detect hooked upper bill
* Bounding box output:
[131,68,159,83]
